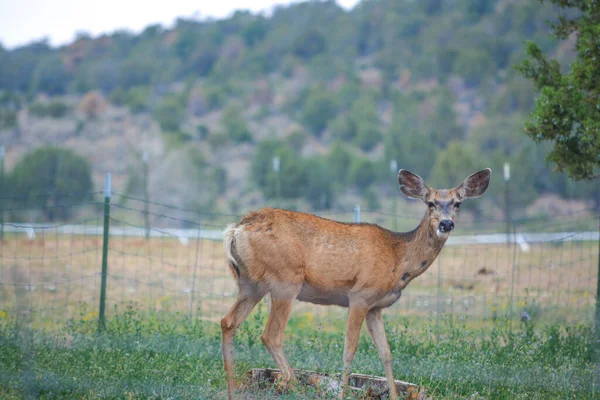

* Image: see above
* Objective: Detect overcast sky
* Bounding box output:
[0,0,360,49]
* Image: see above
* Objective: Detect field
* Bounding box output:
[0,231,596,328]
[0,223,598,399]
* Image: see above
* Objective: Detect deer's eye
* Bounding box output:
[454,202,461,209]
[427,202,436,209]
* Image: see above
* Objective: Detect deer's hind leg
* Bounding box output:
[261,284,302,389]
[221,279,267,399]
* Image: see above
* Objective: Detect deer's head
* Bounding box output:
[398,169,492,237]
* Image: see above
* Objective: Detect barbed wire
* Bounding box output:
[113,192,243,218]
[0,191,104,201]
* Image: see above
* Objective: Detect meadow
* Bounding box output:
[0,305,596,399]
[0,215,598,399]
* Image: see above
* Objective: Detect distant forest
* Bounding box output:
[1,0,597,218]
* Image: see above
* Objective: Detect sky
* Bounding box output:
[0,0,360,49]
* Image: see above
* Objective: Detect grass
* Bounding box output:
[0,304,597,399]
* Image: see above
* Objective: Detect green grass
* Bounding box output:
[0,303,597,399]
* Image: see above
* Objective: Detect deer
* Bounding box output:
[220,168,491,399]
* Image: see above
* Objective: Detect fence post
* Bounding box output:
[189,226,201,326]
[0,146,4,241]
[435,257,442,344]
[595,215,600,394]
[143,152,150,239]
[596,215,600,330]
[504,163,511,247]
[508,224,517,335]
[354,204,361,223]
[98,173,111,331]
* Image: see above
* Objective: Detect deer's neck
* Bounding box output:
[396,211,448,273]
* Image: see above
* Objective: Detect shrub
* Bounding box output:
[153,95,185,132]
[301,85,338,136]
[349,158,378,188]
[10,146,93,221]
[29,100,69,118]
[79,91,107,119]
[221,104,252,144]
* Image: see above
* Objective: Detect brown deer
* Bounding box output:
[221,168,491,399]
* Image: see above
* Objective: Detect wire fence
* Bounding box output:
[0,186,598,332]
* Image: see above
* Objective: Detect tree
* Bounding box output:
[31,55,70,95]
[516,1,600,180]
[301,85,338,136]
[11,147,93,221]
[153,95,185,132]
[304,156,334,209]
[221,104,253,143]
[251,139,306,199]
[350,94,382,151]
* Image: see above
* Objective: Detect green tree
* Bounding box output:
[153,95,185,132]
[516,0,600,180]
[251,139,305,199]
[349,157,377,188]
[301,85,338,136]
[31,55,69,95]
[11,147,93,221]
[349,94,382,151]
[221,104,253,143]
[304,156,334,209]
[327,141,353,184]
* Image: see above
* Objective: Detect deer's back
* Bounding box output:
[233,208,400,292]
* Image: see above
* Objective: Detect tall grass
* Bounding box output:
[0,303,596,399]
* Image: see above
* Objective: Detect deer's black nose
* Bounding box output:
[439,220,455,233]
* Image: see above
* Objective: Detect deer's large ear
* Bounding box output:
[398,170,429,200]
[455,168,492,199]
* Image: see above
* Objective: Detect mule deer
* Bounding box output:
[221,168,491,399]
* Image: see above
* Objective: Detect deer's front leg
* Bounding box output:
[339,306,369,399]
[366,308,399,399]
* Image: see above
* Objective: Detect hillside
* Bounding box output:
[0,0,596,222]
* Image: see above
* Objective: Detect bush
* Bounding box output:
[207,132,229,149]
[251,139,306,199]
[0,92,21,128]
[0,110,17,129]
[79,91,107,119]
[221,104,252,144]
[29,100,69,118]
[153,95,185,132]
[349,158,378,188]
[31,55,69,95]
[10,146,93,221]
[301,85,338,136]
[111,86,150,113]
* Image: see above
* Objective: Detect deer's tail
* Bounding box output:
[223,224,241,279]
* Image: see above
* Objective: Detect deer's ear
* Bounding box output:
[398,170,429,200]
[456,168,492,199]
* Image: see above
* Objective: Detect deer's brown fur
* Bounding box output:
[221,168,491,399]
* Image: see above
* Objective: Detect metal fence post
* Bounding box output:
[595,215,600,394]
[99,173,111,331]
[0,145,4,241]
[435,256,442,344]
[508,224,517,335]
[143,152,150,240]
[596,215,600,330]
[504,163,511,247]
[354,204,360,223]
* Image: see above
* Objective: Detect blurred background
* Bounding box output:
[0,0,597,223]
